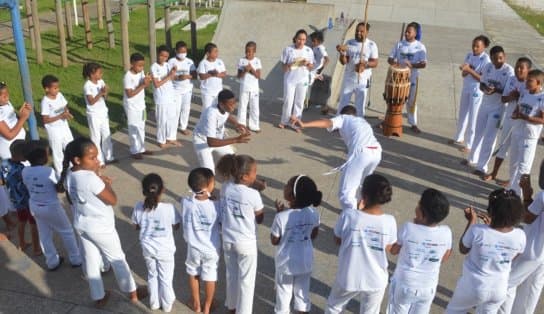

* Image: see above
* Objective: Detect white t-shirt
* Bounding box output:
[461,224,526,288]
[238,57,262,93]
[271,206,320,275]
[131,201,178,257]
[313,44,328,73]
[328,115,380,156]
[123,70,146,111]
[281,44,315,85]
[151,62,174,105]
[462,51,491,88]
[41,92,70,132]
[22,165,61,210]
[0,102,26,160]
[388,40,427,79]
[343,38,378,85]
[83,79,108,116]
[480,62,514,106]
[197,58,226,95]
[515,89,544,139]
[523,191,544,261]
[67,169,115,234]
[193,105,229,144]
[393,222,452,288]
[220,181,264,244]
[502,76,525,117]
[181,196,221,256]
[168,57,195,94]
[333,209,397,291]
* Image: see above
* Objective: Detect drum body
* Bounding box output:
[383,66,411,136]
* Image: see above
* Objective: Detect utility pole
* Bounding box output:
[55,0,68,67]
[148,0,156,63]
[120,0,130,70]
[189,0,197,58]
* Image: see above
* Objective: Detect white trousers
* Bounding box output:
[78,229,137,300]
[32,204,81,269]
[87,114,113,165]
[223,241,257,314]
[499,258,544,314]
[508,134,539,195]
[124,107,146,154]
[0,186,14,216]
[338,77,369,117]
[446,275,506,314]
[274,272,312,314]
[174,91,192,131]
[406,78,418,126]
[156,100,178,144]
[468,103,503,172]
[454,86,483,149]
[386,278,435,314]
[46,126,74,175]
[495,116,514,160]
[193,134,234,172]
[281,81,308,125]
[338,146,382,210]
[201,92,218,111]
[144,254,176,310]
[326,283,386,314]
[237,90,260,131]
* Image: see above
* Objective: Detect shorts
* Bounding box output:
[185,245,219,282]
[16,208,36,224]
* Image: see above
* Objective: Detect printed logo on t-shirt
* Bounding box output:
[225,197,245,219]
[285,221,313,243]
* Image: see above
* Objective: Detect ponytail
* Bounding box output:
[216,154,255,184]
[142,173,164,211]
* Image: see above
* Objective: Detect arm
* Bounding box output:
[295,118,333,129]
[389,243,401,255]
[0,104,31,140]
[42,107,72,124]
[441,249,452,263]
[206,133,250,148]
[227,114,250,134]
[310,226,319,240]
[96,175,117,206]
[152,68,176,89]
[502,89,520,103]
[255,209,264,224]
[460,64,481,81]
[270,234,280,245]
[519,110,544,125]
[459,207,478,255]
[125,74,151,98]
[520,174,539,224]
[85,87,107,106]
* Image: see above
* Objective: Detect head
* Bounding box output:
[514,57,532,81]
[310,31,324,47]
[405,22,420,42]
[0,82,9,105]
[215,154,257,185]
[245,41,257,59]
[25,140,49,166]
[472,35,490,55]
[416,188,450,225]
[284,175,322,209]
[142,173,164,211]
[157,45,170,64]
[204,43,218,60]
[489,46,506,68]
[361,174,392,208]
[292,29,308,49]
[42,75,60,97]
[355,22,370,42]
[56,137,97,193]
[175,41,188,59]
[188,167,215,196]
[130,53,146,73]
[526,69,544,93]
[339,105,357,116]
[9,139,29,162]
[82,62,103,81]
[487,189,523,228]
[217,89,236,113]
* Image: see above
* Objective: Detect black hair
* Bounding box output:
[157,44,170,55]
[175,41,187,50]
[0,81,7,92]
[142,173,164,211]
[292,29,307,43]
[516,57,532,69]
[188,167,214,193]
[82,62,102,79]
[9,139,29,160]
[528,69,544,85]
[490,45,505,56]
[130,52,145,63]
[473,35,490,48]
[539,159,544,190]
[339,105,357,115]
[41,74,59,89]
[356,21,370,31]
[406,22,420,32]
[56,137,96,193]
[245,41,257,49]
[487,189,523,228]
[310,31,324,43]
[215,154,256,184]
[218,89,235,103]
[419,188,450,224]
[361,174,392,207]
[287,175,322,208]
[204,42,217,55]
[25,140,49,166]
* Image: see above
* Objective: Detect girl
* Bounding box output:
[216,154,264,314]
[271,175,321,314]
[82,62,116,166]
[132,173,179,312]
[446,189,526,313]
[197,43,226,110]
[326,174,397,314]
[59,137,145,307]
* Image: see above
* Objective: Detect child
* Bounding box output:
[82,62,116,167]
[181,167,220,314]
[451,35,490,151]
[387,188,452,314]
[326,174,397,314]
[60,137,145,307]
[40,74,74,174]
[22,140,82,270]
[271,175,321,314]
[197,43,226,110]
[192,89,250,172]
[387,22,427,133]
[152,45,180,148]
[446,189,526,313]
[123,52,153,160]
[306,31,329,110]
[132,173,179,312]
[216,154,264,314]
[168,41,196,136]
[237,41,262,132]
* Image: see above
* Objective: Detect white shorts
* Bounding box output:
[185,245,219,282]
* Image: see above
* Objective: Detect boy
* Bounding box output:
[40,75,74,174]
[197,43,227,110]
[123,53,153,159]
[168,41,196,136]
[237,41,262,132]
[306,31,329,110]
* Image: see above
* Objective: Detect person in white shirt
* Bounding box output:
[306,31,329,110]
[82,62,116,167]
[237,41,262,132]
[271,175,321,314]
[446,189,526,313]
[216,154,264,314]
[40,75,74,175]
[124,53,153,160]
[132,173,179,313]
[326,174,397,314]
[182,167,220,314]
[387,188,452,314]
[168,41,196,136]
[279,29,314,132]
[198,43,226,110]
[387,22,427,134]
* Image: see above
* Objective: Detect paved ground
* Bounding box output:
[1,0,544,313]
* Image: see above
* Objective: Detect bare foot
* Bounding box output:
[277,123,285,129]
[167,140,183,147]
[410,125,421,134]
[180,129,192,136]
[482,174,495,182]
[459,147,470,153]
[158,143,171,149]
[184,299,201,312]
[95,290,111,308]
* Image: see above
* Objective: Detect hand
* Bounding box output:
[460,63,472,72]
[62,107,73,120]
[100,85,108,97]
[403,60,412,69]
[143,73,152,87]
[464,207,478,224]
[169,67,177,79]
[245,64,253,73]
[336,44,347,53]
[477,211,491,225]
[509,89,520,99]
[355,62,366,73]
[19,102,32,119]
[275,199,285,212]
[100,175,113,185]
[236,124,250,135]
[208,69,218,76]
[290,117,304,128]
[236,133,251,144]
[520,174,533,196]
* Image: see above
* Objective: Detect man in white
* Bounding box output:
[168,41,196,135]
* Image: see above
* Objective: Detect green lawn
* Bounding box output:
[505,0,544,36]
[2,5,219,137]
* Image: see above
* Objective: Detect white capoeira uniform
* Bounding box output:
[310,43,328,85]
[41,93,74,175]
[271,206,320,314]
[197,58,225,110]
[237,56,262,131]
[132,201,179,311]
[123,70,147,155]
[151,62,177,144]
[467,62,514,173]
[454,51,490,149]
[168,56,195,132]
[83,79,114,165]
[338,38,378,117]
[495,76,525,159]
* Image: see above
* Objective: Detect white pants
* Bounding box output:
[124,107,146,154]
[144,254,176,310]
[32,203,81,269]
[156,100,178,144]
[454,86,483,149]
[508,134,539,195]
[406,78,418,126]
[281,81,308,125]
[87,114,113,165]
[338,77,369,117]
[338,146,382,210]
[495,116,514,160]
[78,229,137,300]
[46,126,74,175]
[237,90,260,131]
[201,92,218,111]
[499,258,544,314]
[446,275,506,314]
[174,91,192,131]
[193,133,234,172]
[185,245,219,281]
[386,278,435,314]
[274,272,311,314]
[326,283,386,314]
[223,241,257,314]
[468,103,503,172]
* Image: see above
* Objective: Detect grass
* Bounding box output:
[1,5,219,137]
[505,0,544,36]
